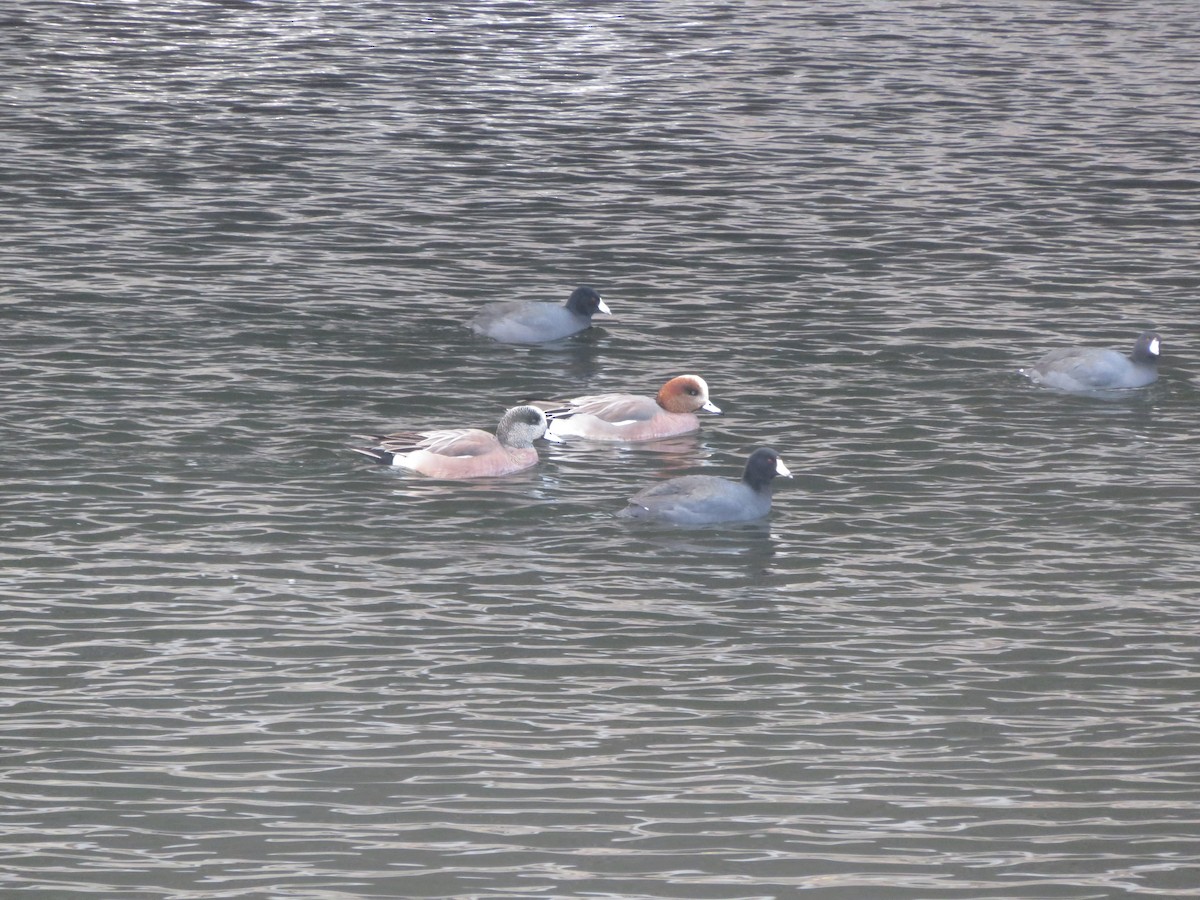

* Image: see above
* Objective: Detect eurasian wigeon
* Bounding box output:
[617,447,791,525]
[545,374,721,442]
[1021,331,1161,392]
[469,285,611,344]
[350,405,560,479]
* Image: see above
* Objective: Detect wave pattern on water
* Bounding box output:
[3,0,1200,897]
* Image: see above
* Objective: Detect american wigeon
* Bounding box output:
[351,405,560,478]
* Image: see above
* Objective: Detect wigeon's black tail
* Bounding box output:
[348,447,395,466]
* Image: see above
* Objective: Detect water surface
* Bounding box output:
[3,2,1200,897]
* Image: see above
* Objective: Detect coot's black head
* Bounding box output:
[1131,331,1161,364]
[565,286,608,317]
[742,447,792,491]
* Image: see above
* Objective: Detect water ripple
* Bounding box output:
[3,0,1200,896]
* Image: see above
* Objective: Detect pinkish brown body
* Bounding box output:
[545,375,721,442]
[351,405,558,479]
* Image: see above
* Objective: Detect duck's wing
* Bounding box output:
[372,427,498,457]
[548,392,657,424]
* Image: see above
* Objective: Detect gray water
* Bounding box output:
[3,2,1200,898]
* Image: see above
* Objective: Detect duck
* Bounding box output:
[617,447,791,525]
[350,405,560,478]
[544,374,721,442]
[469,286,611,344]
[1022,331,1161,392]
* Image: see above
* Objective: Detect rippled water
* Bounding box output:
[4,1,1200,897]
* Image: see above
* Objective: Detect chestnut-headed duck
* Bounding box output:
[545,374,721,442]
[617,447,791,525]
[469,285,611,344]
[351,405,560,479]
[1021,331,1161,393]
